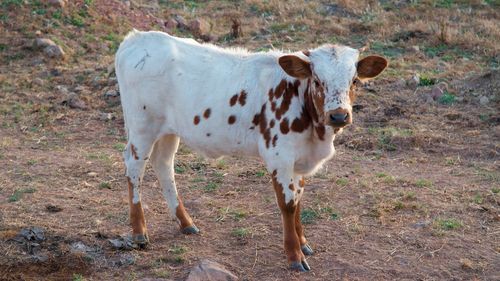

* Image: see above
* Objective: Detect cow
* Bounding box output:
[115,30,387,272]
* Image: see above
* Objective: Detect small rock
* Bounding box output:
[61,92,87,109]
[407,74,420,89]
[104,89,120,98]
[34,38,56,49]
[55,85,69,95]
[48,0,67,8]
[99,112,115,121]
[479,96,489,106]
[186,259,238,281]
[108,77,118,86]
[424,94,434,104]
[44,44,65,59]
[436,81,449,92]
[73,85,87,94]
[430,86,444,100]
[410,45,420,52]
[46,205,63,213]
[174,15,187,29]
[33,78,44,86]
[455,96,464,102]
[108,253,136,267]
[87,172,98,177]
[50,68,62,76]
[164,19,178,30]
[107,64,115,77]
[188,19,210,36]
[108,236,135,250]
[284,35,293,42]
[412,221,430,228]
[123,1,131,8]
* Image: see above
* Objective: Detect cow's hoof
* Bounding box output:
[301,244,314,256]
[181,224,200,235]
[290,260,311,272]
[132,233,149,249]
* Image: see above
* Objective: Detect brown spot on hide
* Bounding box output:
[271,102,277,112]
[203,108,211,119]
[193,115,200,125]
[288,184,295,191]
[229,94,238,106]
[252,114,260,126]
[275,80,300,120]
[280,118,290,134]
[302,50,311,56]
[130,144,139,160]
[259,104,272,148]
[238,90,247,106]
[273,80,287,100]
[291,107,311,133]
[299,177,305,188]
[272,135,278,147]
[315,125,326,140]
[228,115,236,124]
[270,120,275,128]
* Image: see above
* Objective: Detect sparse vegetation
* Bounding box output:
[435,218,463,230]
[0,1,498,280]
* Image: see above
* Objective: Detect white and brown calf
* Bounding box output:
[115,30,387,272]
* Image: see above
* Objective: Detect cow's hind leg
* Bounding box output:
[150,134,199,234]
[296,177,313,256]
[124,134,156,247]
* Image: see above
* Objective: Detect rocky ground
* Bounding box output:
[0,0,498,280]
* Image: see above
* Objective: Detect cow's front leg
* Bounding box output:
[271,170,310,272]
[295,177,313,256]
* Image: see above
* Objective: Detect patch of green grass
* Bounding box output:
[174,165,186,174]
[231,227,250,238]
[204,182,219,192]
[84,0,94,5]
[301,208,319,224]
[255,170,266,177]
[415,179,433,188]
[319,206,339,220]
[491,187,499,194]
[473,193,483,204]
[72,274,86,281]
[435,218,462,230]
[401,191,416,200]
[438,92,456,105]
[113,143,125,152]
[0,44,6,52]
[335,178,349,186]
[368,127,413,151]
[68,14,85,27]
[52,9,63,20]
[370,41,404,58]
[1,0,23,8]
[230,210,247,221]
[8,187,36,202]
[474,167,500,182]
[423,44,448,58]
[168,245,187,255]
[99,182,111,189]
[418,75,437,86]
[27,159,37,166]
[215,159,227,169]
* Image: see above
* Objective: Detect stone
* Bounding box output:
[479,96,489,106]
[48,0,67,8]
[411,45,420,52]
[430,86,444,100]
[43,44,65,59]
[55,85,69,95]
[164,19,178,30]
[407,74,420,89]
[188,19,210,36]
[186,259,238,281]
[99,112,115,121]
[174,15,187,29]
[62,93,87,110]
[436,81,449,92]
[33,78,44,86]
[34,38,56,49]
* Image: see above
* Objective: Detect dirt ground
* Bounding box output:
[0,1,498,280]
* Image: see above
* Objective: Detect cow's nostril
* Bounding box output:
[330,113,348,124]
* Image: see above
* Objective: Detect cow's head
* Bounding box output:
[278,45,387,129]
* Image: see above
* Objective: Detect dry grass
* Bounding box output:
[0,0,499,280]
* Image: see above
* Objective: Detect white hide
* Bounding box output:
[115,30,360,204]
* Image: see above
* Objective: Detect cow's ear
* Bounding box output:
[279,55,312,79]
[357,55,388,80]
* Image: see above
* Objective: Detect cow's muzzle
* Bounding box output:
[326,108,352,128]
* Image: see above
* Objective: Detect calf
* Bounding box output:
[115,30,387,272]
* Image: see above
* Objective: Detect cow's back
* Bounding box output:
[115,31,273,158]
